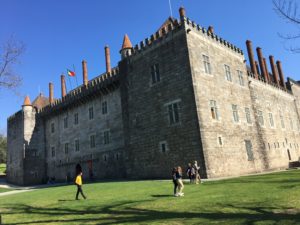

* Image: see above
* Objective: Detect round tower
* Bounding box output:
[120,34,133,59]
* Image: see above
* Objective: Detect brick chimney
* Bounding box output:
[179,6,186,18]
[82,60,88,86]
[61,74,66,98]
[256,47,268,82]
[255,61,260,75]
[49,82,54,104]
[105,45,111,74]
[269,56,280,87]
[246,40,258,79]
[276,60,287,89]
[263,58,270,83]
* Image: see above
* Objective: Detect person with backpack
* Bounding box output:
[75,172,87,200]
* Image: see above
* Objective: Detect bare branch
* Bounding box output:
[0,36,25,91]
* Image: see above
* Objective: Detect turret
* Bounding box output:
[22,95,36,145]
[120,34,133,59]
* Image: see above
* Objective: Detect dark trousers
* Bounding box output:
[173,180,178,195]
[76,185,86,199]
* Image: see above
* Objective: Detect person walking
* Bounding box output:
[172,167,178,196]
[75,172,87,200]
[193,161,201,184]
[186,163,193,183]
[175,166,184,197]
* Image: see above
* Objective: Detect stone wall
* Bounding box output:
[185,21,300,178]
[45,88,125,182]
[120,25,205,179]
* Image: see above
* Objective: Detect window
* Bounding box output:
[210,100,219,120]
[167,102,180,124]
[151,63,160,84]
[75,139,79,152]
[74,113,79,125]
[89,107,94,120]
[225,65,232,82]
[245,107,252,124]
[159,141,168,153]
[269,113,274,127]
[90,135,95,148]
[245,140,254,161]
[237,70,244,86]
[203,55,211,74]
[279,111,285,128]
[218,137,223,146]
[64,143,69,154]
[51,147,55,157]
[51,123,55,133]
[102,101,108,115]
[257,110,264,126]
[63,117,68,129]
[103,131,110,145]
[232,104,239,122]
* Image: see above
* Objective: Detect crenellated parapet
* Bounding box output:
[38,67,120,116]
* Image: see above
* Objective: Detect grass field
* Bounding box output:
[0,170,300,224]
[0,163,6,175]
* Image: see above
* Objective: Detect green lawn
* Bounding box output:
[0,187,12,193]
[0,170,300,224]
[0,163,6,175]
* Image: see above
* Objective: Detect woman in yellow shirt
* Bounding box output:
[75,172,87,200]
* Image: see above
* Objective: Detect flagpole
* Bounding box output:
[66,70,73,90]
[168,0,173,17]
[73,64,79,87]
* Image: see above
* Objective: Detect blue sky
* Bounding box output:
[0,0,299,134]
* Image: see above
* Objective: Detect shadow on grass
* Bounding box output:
[151,195,173,198]
[2,200,300,225]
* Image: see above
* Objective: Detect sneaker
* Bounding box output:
[174,193,179,197]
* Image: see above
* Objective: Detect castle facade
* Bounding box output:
[6,7,300,185]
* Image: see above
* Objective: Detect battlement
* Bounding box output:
[247,70,292,95]
[38,67,120,116]
[7,110,22,122]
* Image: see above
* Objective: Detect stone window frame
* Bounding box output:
[257,110,265,127]
[245,107,252,124]
[103,154,108,162]
[64,142,69,155]
[90,134,96,148]
[210,100,220,121]
[202,54,212,75]
[75,139,80,152]
[74,112,79,126]
[268,112,275,128]
[289,116,294,131]
[165,99,181,126]
[224,64,232,82]
[89,106,94,120]
[102,101,108,115]
[237,70,244,86]
[245,140,254,161]
[279,110,285,129]
[150,63,161,85]
[159,141,169,153]
[63,116,68,129]
[50,122,55,134]
[51,146,55,158]
[103,129,110,145]
[232,104,239,123]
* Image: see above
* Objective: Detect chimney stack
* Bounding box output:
[82,60,88,87]
[61,74,66,98]
[49,82,54,104]
[105,45,111,74]
[246,40,258,79]
[256,47,268,82]
[255,61,260,75]
[276,60,286,89]
[179,6,186,18]
[269,56,280,87]
[263,58,270,83]
[208,26,214,34]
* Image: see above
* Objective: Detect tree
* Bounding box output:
[0,135,7,163]
[273,0,300,53]
[0,36,25,91]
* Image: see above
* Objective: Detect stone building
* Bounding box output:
[6,7,300,185]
